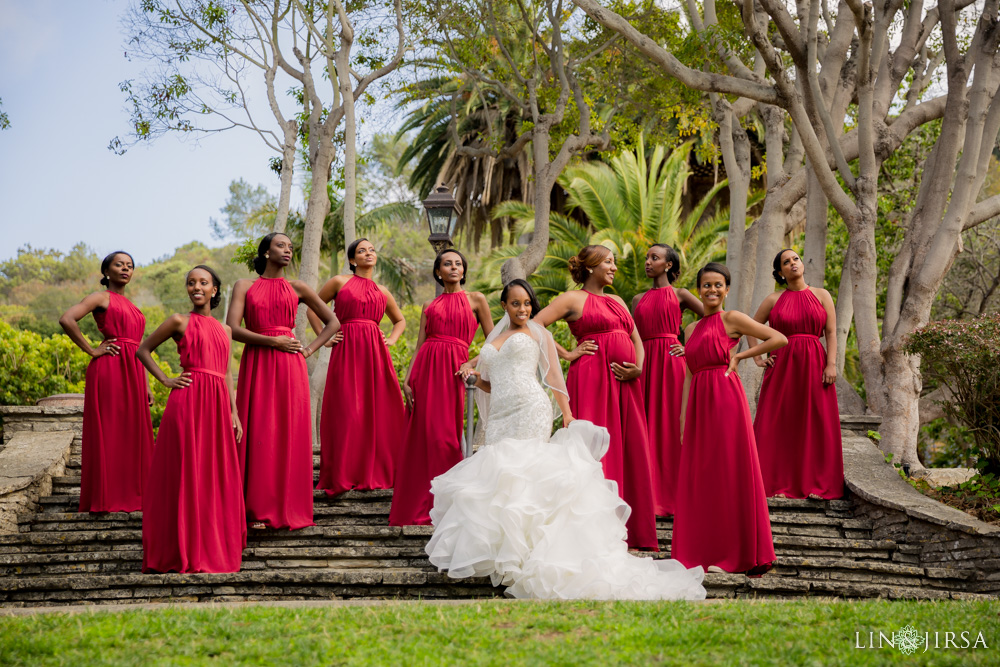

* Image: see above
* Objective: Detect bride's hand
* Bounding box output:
[563,414,575,427]
[456,362,476,380]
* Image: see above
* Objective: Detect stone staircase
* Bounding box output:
[0,441,993,607]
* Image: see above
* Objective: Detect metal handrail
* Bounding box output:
[464,375,478,458]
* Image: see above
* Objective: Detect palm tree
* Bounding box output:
[395,75,531,253]
[474,141,731,312]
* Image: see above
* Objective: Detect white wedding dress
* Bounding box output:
[425,331,706,600]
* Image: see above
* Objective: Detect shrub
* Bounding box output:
[0,319,89,405]
[0,318,174,432]
[906,314,1000,472]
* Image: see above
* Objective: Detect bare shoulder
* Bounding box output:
[631,291,647,310]
[231,278,254,294]
[683,320,698,339]
[607,293,629,310]
[468,291,488,306]
[84,290,112,309]
[811,286,834,304]
[764,291,782,307]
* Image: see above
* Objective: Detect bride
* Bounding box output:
[425,279,706,600]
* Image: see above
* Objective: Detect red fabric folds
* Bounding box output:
[143,313,246,573]
[389,292,477,526]
[567,292,658,551]
[754,288,844,499]
[80,292,153,513]
[633,287,686,517]
[671,312,775,574]
[235,277,314,530]
[318,276,406,496]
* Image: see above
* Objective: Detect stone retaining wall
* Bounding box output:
[1,406,83,452]
[0,406,80,535]
[843,432,1000,594]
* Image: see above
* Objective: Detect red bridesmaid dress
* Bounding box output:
[318,276,406,495]
[633,287,686,517]
[754,288,843,499]
[672,312,775,574]
[80,292,153,513]
[143,313,246,573]
[389,291,477,525]
[567,292,658,551]
[236,277,314,530]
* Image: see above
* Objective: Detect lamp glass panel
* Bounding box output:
[428,208,452,235]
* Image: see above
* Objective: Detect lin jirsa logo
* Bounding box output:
[855,625,988,654]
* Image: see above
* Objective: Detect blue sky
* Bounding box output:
[0,0,281,264]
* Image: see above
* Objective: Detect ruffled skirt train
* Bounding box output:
[425,421,706,601]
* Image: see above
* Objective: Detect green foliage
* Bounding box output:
[0,96,10,130]
[0,320,89,406]
[905,314,1000,469]
[920,418,976,468]
[0,244,102,338]
[474,142,729,310]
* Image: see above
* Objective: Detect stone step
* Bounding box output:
[0,568,503,606]
[1,565,989,607]
[24,510,395,532]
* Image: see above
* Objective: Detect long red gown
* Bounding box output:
[389,291,477,525]
[80,291,153,513]
[672,312,775,574]
[143,313,246,573]
[235,277,314,530]
[633,287,686,517]
[754,288,844,499]
[318,276,406,495]
[567,292,658,551]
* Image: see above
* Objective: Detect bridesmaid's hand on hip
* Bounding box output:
[272,335,303,353]
[162,372,192,389]
[92,339,120,358]
[325,331,344,348]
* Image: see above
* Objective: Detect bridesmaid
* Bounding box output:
[533,245,659,551]
[59,251,153,513]
[137,265,245,573]
[631,244,704,517]
[227,232,339,530]
[750,249,843,499]
[672,262,786,575]
[388,249,493,526]
[309,238,407,496]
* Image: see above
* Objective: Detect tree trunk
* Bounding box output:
[337,46,358,273]
[300,140,335,290]
[502,134,554,284]
[273,122,297,234]
[876,345,923,468]
[717,101,751,312]
[834,240,854,375]
[803,164,828,287]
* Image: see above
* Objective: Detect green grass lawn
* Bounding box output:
[1,599,998,666]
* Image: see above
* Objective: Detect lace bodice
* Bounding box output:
[480,332,553,445]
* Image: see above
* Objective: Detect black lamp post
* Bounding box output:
[422,185,462,295]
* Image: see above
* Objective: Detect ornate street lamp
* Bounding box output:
[422,185,462,256]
